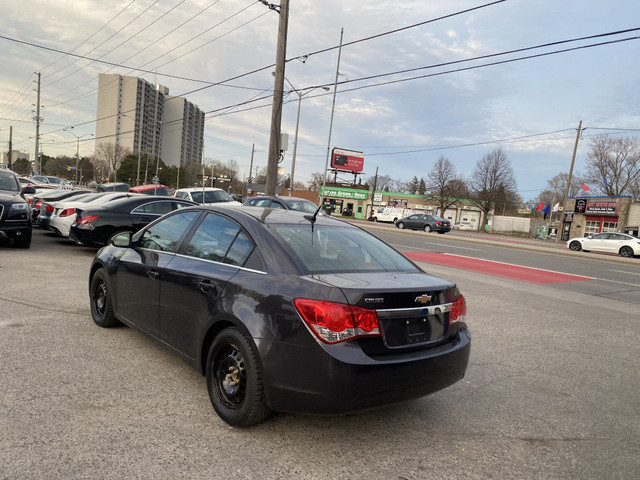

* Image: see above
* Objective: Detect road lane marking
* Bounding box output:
[391,242,481,252]
[611,270,640,277]
[405,252,595,284]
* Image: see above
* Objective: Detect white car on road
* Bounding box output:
[567,232,640,258]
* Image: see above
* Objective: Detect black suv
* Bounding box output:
[0,169,35,248]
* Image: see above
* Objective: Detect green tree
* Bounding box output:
[11,158,31,175]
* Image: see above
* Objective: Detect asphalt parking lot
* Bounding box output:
[1,229,639,479]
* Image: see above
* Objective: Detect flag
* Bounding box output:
[581,183,591,191]
[602,174,609,188]
[534,202,545,211]
[552,202,560,212]
[542,204,551,215]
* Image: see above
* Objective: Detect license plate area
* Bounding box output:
[378,305,450,348]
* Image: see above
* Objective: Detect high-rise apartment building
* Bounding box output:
[95,74,204,169]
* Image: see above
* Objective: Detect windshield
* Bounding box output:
[273,224,419,274]
[0,171,20,192]
[192,190,234,203]
[283,199,318,214]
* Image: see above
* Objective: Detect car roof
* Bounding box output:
[197,205,344,227]
[176,187,224,192]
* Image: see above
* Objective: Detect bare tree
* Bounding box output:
[95,142,130,181]
[584,136,640,196]
[468,147,518,225]
[307,171,326,191]
[427,156,467,216]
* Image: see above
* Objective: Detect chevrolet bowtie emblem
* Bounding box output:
[415,294,432,304]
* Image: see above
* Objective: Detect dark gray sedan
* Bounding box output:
[396,213,452,233]
[88,207,470,426]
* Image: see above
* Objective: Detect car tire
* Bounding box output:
[397,222,405,229]
[89,269,121,328]
[372,217,378,222]
[14,230,32,249]
[569,241,582,251]
[437,231,446,234]
[206,327,271,427]
[620,246,634,258]
[424,225,432,233]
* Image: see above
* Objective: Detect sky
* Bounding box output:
[0,0,638,200]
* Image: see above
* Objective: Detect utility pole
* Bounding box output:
[34,72,41,175]
[369,166,378,219]
[265,0,289,196]
[8,126,12,170]
[556,120,582,243]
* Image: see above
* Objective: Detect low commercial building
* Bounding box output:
[560,195,640,241]
[319,186,483,228]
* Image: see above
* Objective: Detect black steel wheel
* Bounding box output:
[569,241,582,252]
[89,269,121,328]
[206,328,271,427]
[424,225,432,233]
[620,246,634,258]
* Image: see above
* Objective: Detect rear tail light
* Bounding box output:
[59,208,76,217]
[76,214,99,225]
[34,200,42,209]
[293,299,381,344]
[44,204,54,213]
[28,198,34,205]
[449,294,466,325]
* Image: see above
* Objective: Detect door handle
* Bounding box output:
[147,270,160,280]
[198,280,217,294]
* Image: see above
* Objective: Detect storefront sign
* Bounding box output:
[564,212,574,222]
[585,200,618,215]
[388,198,408,207]
[574,198,587,214]
[323,189,368,200]
[373,193,383,202]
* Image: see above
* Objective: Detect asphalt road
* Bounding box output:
[1,228,639,479]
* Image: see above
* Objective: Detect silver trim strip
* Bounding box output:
[376,303,453,319]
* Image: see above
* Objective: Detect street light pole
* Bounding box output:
[65,128,93,183]
[287,83,329,197]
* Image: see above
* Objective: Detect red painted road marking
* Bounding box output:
[405,252,594,284]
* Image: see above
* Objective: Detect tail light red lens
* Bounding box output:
[44,204,54,213]
[59,208,75,217]
[28,198,34,205]
[34,200,42,209]
[293,299,381,344]
[76,214,99,225]
[449,294,466,325]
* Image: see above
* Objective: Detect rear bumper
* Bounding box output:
[0,223,32,239]
[259,328,471,415]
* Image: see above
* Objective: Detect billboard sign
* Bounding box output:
[331,148,364,173]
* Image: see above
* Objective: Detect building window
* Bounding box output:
[584,220,600,236]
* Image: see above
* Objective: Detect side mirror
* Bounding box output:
[22,186,36,195]
[111,231,132,248]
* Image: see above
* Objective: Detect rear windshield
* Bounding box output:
[192,190,234,203]
[283,200,318,214]
[272,224,418,274]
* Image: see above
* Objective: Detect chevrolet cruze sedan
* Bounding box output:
[88,206,471,426]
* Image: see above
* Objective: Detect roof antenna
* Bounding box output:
[304,197,324,238]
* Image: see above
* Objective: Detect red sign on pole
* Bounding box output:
[331,148,364,173]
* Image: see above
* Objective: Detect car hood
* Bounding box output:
[0,191,24,203]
